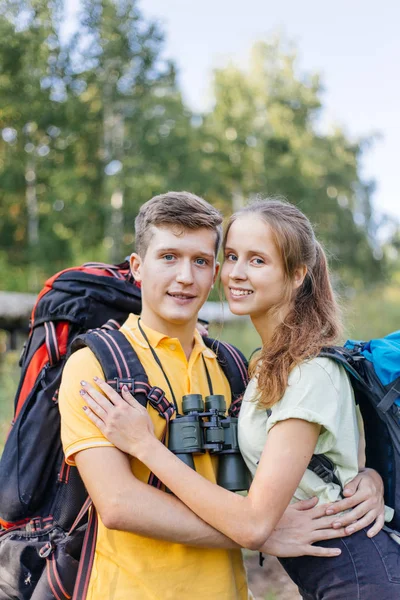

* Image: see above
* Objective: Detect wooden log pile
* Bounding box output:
[0,292,36,333]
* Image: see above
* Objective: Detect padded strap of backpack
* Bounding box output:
[71,329,175,489]
[204,338,249,417]
[44,321,60,366]
[319,346,363,383]
[71,329,150,408]
[72,504,98,600]
[377,376,400,413]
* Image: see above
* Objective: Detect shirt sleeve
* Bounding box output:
[266,359,343,455]
[58,347,114,465]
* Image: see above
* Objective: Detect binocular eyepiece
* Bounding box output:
[168,394,250,492]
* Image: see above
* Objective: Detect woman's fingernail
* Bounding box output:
[333,549,341,555]
[93,376,99,382]
[82,406,87,411]
[326,509,334,515]
[346,527,355,534]
[80,389,86,396]
[80,380,86,386]
[333,522,342,528]
[122,385,128,392]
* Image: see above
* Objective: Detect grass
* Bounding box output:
[0,351,19,455]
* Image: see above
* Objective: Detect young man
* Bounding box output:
[59,192,384,600]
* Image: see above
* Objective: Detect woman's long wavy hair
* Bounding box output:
[223,198,343,410]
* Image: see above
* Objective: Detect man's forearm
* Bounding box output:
[107,476,240,548]
[75,447,239,549]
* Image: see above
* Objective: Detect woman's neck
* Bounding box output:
[251,305,291,346]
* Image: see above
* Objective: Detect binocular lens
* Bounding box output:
[168,394,250,493]
[205,395,226,414]
[217,454,250,492]
[182,394,203,414]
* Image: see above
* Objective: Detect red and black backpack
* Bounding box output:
[0,261,248,600]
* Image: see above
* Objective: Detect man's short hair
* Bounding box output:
[135,191,223,257]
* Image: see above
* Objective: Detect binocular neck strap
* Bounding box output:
[137,319,214,414]
[138,318,179,413]
[201,354,214,395]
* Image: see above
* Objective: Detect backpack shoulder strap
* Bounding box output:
[319,346,365,383]
[71,328,174,421]
[306,346,365,491]
[71,328,175,491]
[71,328,150,407]
[203,338,249,417]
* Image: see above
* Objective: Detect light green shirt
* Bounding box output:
[238,357,361,505]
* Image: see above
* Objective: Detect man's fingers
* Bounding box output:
[367,513,385,537]
[311,515,345,530]
[331,501,378,529]
[309,504,337,523]
[325,493,367,515]
[303,544,341,558]
[292,497,319,511]
[343,511,378,535]
[342,473,362,497]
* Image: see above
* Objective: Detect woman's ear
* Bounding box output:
[130,253,142,282]
[293,265,307,290]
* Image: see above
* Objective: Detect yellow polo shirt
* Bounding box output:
[59,314,249,600]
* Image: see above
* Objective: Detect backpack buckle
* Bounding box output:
[312,463,335,484]
[147,387,175,418]
[113,378,135,393]
[38,542,55,558]
[308,454,340,486]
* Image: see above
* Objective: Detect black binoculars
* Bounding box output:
[168,394,250,492]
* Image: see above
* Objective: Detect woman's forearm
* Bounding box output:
[136,437,273,549]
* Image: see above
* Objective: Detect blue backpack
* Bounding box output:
[316,331,400,531]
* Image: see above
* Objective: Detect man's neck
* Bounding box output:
[139,312,197,360]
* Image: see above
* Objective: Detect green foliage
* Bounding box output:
[0,4,394,293]
[0,348,18,455]
[344,286,400,340]
[202,38,384,286]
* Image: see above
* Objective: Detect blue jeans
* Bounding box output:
[279,528,400,599]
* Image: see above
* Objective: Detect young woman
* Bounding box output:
[80,199,400,599]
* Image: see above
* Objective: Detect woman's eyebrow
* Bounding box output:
[225,246,269,258]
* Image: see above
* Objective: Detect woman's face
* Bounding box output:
[221,214,288,320]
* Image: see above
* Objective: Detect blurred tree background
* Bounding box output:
[1,4,400,596]
[1,0,400,361]
[2,0,400,295]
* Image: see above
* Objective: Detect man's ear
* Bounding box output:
[130,253,142,282]
[293,265,307,290]
[213,261,220,285]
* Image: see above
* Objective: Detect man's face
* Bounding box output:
[131,225,219,333]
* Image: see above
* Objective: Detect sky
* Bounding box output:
[65,0,400,229]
